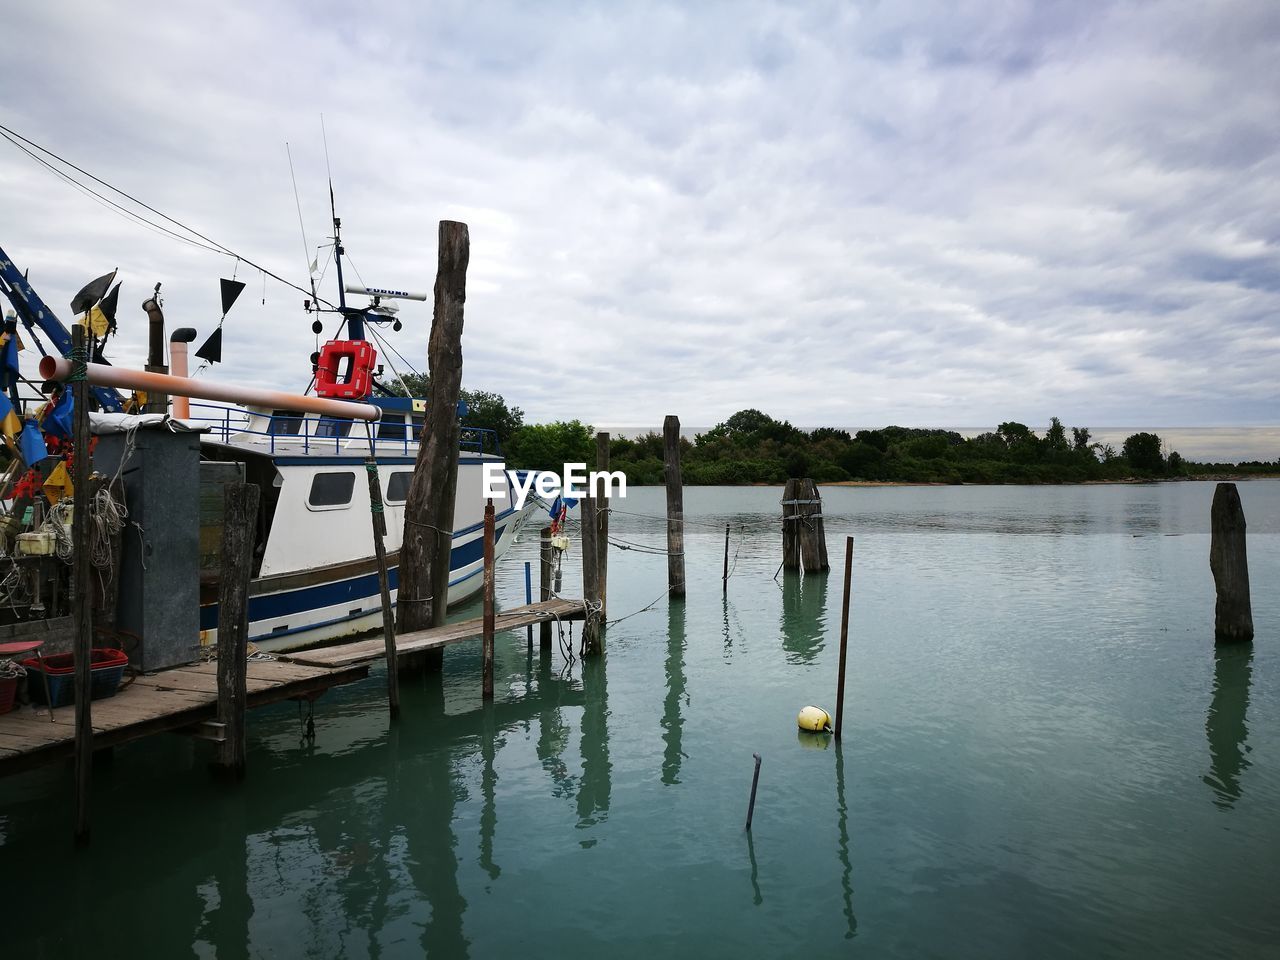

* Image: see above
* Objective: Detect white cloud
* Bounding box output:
[2,0,1277,440]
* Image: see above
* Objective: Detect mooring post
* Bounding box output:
[524,560,533,651]
[797,479,830,572]
[482,499,496,699]
[1210,483,1253,643]
[70,324,93,844]
[398,221,469,669]
[539,525,553,651]
[835,536,853,739]
[581,492,602,655]
[596,431,610,618]
[215,481,260,781]
[782,478,800,570]
[723,523,730,593]
[365,459,400,718]
[663,415,685,597]
[745,752,762,831]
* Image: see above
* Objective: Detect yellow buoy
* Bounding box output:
[797,705,832,732]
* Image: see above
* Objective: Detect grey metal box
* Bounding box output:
[94,427,202,672]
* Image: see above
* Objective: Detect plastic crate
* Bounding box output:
[22,648,128,706]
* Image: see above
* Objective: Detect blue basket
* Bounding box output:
[23,651,127,706]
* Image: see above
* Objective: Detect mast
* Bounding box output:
[329,184,364,342]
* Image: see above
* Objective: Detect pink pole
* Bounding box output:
[169,341,191,419]
[39,356,381,422]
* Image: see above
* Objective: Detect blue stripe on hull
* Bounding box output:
[200,518,514,633]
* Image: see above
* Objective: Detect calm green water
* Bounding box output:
[2,481,1278,959]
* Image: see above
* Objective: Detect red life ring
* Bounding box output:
[315,340,378,399]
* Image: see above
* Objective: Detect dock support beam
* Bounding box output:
[71,324,93,845]
[365,459,400,718]
[581,492,602,656]
[539,526,553,651]
[214,481,260,781]
[797,479,829,573]
[596,432,610,618]
[482,499,496,698]
[399,221,470,667]
[1211,483,1253,643]
[664,415,685,598]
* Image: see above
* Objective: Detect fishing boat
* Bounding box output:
[0,215,531,654]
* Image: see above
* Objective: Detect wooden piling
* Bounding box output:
[781,478,800,571]
[71,325,93,844]
[365,459,400,718]
[539,525,553,651]
[835,536,852,740]
[581,493,601,656]
[214,481,260,781]
[399,221,470,656]
[797,479,829,573]
[482,499,495,699]
[525,561,533,651]
[663,415,685,597]
[596,431,610,618]
[1210,483,1253,643]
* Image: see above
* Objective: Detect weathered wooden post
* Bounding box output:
[596,431,610,618]
[399,221,469,669]
[539,525,553,651]
[70,324,93,844]
[781,478,800,571]
[663,415,685,597]
[581,492,601,655]
[1210,483,1253,643]
[797,479,830,573]
[482,499,495,699]
[834,536,852,739]
[365,459,399,718]
[214,481,260,781]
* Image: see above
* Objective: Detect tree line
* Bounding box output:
[391,377,1277,484]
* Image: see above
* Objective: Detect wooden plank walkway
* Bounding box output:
[285,598,588,669]
[0,659,368,777]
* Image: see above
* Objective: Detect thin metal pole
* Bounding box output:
[723,523,730,593]
[835,535,853,740]
[482,499,495,700]
[745,752,762,831]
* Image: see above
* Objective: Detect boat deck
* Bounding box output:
[285,598,588,669]
[0,659,368,777]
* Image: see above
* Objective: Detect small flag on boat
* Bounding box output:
[0,393,22,447]
[18,419,47,467]
[41,388,73,439]
[70,269,117,315]
[43,460,73,505]
[195,326,223,364]
[220,277,245,316]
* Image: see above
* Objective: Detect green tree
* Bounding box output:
[505,420,595,471]
[1071,426,1092,453]
[1122,432,1165,472]
[459,389,524,445]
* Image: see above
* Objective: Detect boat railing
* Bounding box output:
[184,402,502,457]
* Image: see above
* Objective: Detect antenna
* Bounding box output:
[286,142,318,307]
[320,114,357,337]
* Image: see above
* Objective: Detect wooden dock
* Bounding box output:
[285,598,587,669]
[0,659,368,778]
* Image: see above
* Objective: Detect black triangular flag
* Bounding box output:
[70,269,117,314]
[195,327,223,364]
[99,281,121,334]
[220,278,246,316]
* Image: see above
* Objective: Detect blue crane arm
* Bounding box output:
[0,242,124,412]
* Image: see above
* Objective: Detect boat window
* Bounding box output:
[386,471,413,503]
[410,415,424,441]
[268,410,305,436]
[308,472,356,509]
[377,415,407,440]
[315,417,352,438]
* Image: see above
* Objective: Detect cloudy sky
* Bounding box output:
[2,0,1278,442]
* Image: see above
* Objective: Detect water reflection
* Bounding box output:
[780,571,829,664]
[480,707,500,880]
[662,601,688,785]
[577,655,612,831]
[834,741,857,940]
[1204,644,1254,809]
